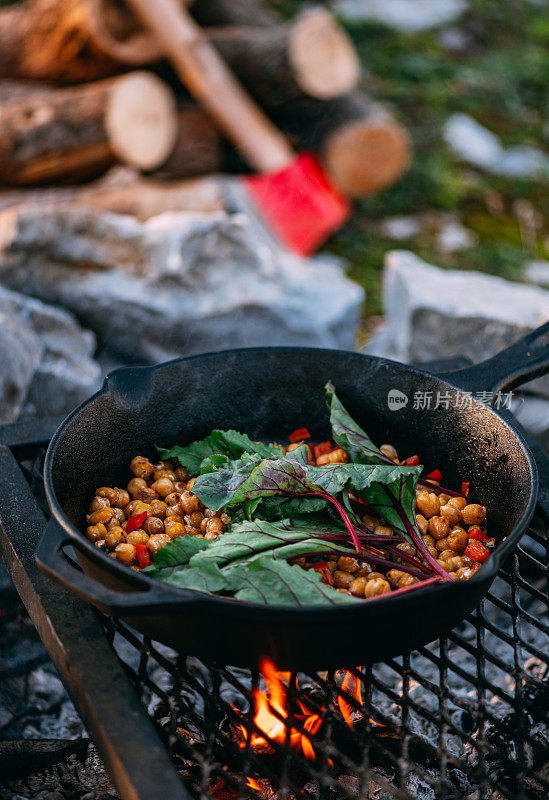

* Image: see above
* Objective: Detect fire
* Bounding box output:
[337,668,363,727]
[239,658,322,760]
[246,777,262,791]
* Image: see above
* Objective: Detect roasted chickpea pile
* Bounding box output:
[85,456,231,569]
[300,442,493,597]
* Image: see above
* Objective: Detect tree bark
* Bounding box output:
[0,72,178,185]
[151,107,223,180]
[208,10,359,104]
[275,93,413,197]
[190,0,277,28]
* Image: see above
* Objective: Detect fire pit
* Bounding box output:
[0,413,547,800]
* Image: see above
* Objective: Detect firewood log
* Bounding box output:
[151,107,223,180]
[0,73,178,185]
[189,0,277,28]
[207,10,360,104]
[275,93,412,197]
[0,171,225,218]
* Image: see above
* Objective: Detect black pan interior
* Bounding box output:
[49,348,533,549]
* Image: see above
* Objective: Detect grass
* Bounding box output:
[273,0,549,318]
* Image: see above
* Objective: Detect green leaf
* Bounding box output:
[326,381,389,464]
[159,561,227,593]
[254,495,328,521]
[225,557,357,606]
[144,535,209,572]
[158,429,279,474]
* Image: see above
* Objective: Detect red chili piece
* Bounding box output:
[425,469,442,481]
[126,511,147,533]
[310,561,334,585]
[314,441,333,460]
[289,427,311,443]
[404,455,420,466]
[465,541,490,563]
[467,526,487,542]
[461,481,470,497]
[135,543,152,569]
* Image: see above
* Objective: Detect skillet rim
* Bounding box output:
[42,346,539,616]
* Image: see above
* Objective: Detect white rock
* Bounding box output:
[524,260,549,288]
[444,113,549,179]
[436,218,476,253]
[0,205,364,364]
[380,216,423,240]
[334,0,467,32]
[364,250,549,395]
[0,285,101,422]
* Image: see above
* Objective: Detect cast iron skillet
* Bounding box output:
[37,323,549,670]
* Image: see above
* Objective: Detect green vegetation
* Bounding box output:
[274,0,549,320]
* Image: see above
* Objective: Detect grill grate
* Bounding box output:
[99,517,548,800]
[1,433,548,800]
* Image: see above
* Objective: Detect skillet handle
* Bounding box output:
[36,519,198,615]
[438,321,549,394]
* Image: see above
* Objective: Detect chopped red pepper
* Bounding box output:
[289,427,311,443]
[404,455,420,466]
[465,540,490,563]
[314,441,333,460]
[461,481,470,497]
[126,511,147,533]
[310,561,334,585]
[135,543,152,569]
[425,469,442,481]
[467,526,487,542]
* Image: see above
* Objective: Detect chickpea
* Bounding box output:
[446,527,468,552]
[185,526,201,537]
[362,513,379,529]
[126,530,149,546]
[203,509,216,518]
[200,518,209,533]
[115,543,136,565]
[107,517,122,531]
[316,447,349,465]
[175,466,189,482]
[113,488,130,509]
[349,577,369,597]
[456,566,476,581]
[356,564,373,577]
[153,468,176,482]
[416,514,429,536]
[166,503,183,518]
[397,542,416,557]
[365,571,385,581]
[143,516,165,536]
[205,518,224,536]
[337,556,360,573]
[129,502,152,518]
[364,578,391,597]
[188,511,204,528]
[334,570,354,589]
[96,487,118,504]
[374,525,393,537]
[446,556,464,572]
[220,513,231,526]
[429,515,450,540]
[180,491,199,514]
[462,504,486,525]
[327,561,339,574]
[187,477,196,490]
[422,534,435,548]
[127,477,148,497]
[398,575,419,589]
[130,456,155,479]
[150,499,167,519]
[86,523,107,542]
[124,500,142,518]
[204,531,218,541]
[136,487,157,503]
[426,545,438,559]
[436,537,449,552]
[111,507,125,523]
[439,504,461,527]
[88,508,115,526]
[90,496,110,512]
[437,549,454,561]
[165,520,186,539]
[448,496,467,511]
[386,569,404,587]
[416,492,440,519]
[165,492,182,508]
[105,527,124,550]
[438,494,450,506]
[151,478,175,498]
[380,444,398,462]
[147,533,171,553]
[95,540,106,551]
[437,559,450,571]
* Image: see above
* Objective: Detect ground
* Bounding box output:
[274,0,549,330]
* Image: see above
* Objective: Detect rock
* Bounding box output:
[0,205,364,364]
[444,114,549,179]
[334,0,467,32]
[524,260,549,288]
[0,285,101,423]
[436,218,476,253]
[379,215,423,240]
[364,250,549,397]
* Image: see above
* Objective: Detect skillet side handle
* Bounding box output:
[438,321,549,395]
[36,519,196,615]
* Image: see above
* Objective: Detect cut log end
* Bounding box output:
[289,9,360,100]
[105,71,178,170]
[324,122,412,197]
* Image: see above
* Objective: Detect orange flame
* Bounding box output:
[246,777,262,791]
[337,669,363,727]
